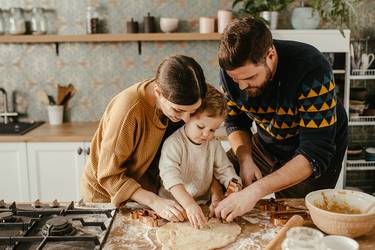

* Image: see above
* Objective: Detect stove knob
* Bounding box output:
[33,199,42,208]
[51,199,60,208]
[77,147,83,155]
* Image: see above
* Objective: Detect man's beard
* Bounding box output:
[246,64,272,97]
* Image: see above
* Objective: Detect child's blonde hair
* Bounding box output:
[193,84,227,118]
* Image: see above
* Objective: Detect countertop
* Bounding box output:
[104,200,375,250]
[0,122,98,142]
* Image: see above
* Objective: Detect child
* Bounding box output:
[158,84,242,228]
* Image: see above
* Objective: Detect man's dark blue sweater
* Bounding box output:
[220,40,348,181]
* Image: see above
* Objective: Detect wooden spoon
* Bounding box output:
[265,214,304,250]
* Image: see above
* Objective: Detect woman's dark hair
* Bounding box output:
[218,17,273,70]
[156,55,207,105]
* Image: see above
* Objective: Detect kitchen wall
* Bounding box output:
[0,0,232,122]
[0,0,374,122]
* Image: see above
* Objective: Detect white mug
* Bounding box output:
[199,17,215,33]
[217,10,232,34]
[360,53,375,72]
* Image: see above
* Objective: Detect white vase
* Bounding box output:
[291,7,320,29]
[260,11,278,30]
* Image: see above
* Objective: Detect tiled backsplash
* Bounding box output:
[0,0,374,122]
[0,0,231,122]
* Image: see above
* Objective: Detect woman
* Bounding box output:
[81,55,207,222]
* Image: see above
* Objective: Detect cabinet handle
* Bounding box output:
[77,147,83,155]
[85,147,90,155]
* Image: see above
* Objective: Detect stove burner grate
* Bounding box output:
[41,217,76,236]
[0,211,16,222]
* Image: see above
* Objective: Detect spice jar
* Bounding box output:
[31,7,47,35]
[282,226,327,250]
[143,12,156,33]
[86,6,100,34]
[9,7,26,35]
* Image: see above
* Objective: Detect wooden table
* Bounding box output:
[104,200,375,249]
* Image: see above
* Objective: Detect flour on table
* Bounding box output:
[156,218,241,250]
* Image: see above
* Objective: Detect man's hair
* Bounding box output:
[218,17,273,70]
[193,84,226,118]
[156,55,207,105]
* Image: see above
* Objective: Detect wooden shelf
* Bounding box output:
[0,33,221,43]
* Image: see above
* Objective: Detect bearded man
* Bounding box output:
[214,17,348,222]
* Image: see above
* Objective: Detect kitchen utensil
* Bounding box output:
[264,215,304,250]
[36,90,50,105]
[47,95,56,105]
[305,189,375,238]
[57,84,76,105]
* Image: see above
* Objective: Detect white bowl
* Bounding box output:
[305,189,375,238]
[322,235,359,250]
[160,17,179,33]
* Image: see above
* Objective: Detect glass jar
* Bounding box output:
[31,7,47,35]
[9,7,26,35]
[86,6,100,34]
[282,227,327,250]
[0,9,5,35]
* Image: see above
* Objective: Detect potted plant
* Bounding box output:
[311,0,358,29]
[232,0,293,29]
[291,0,320,29]
[291,0,358,32]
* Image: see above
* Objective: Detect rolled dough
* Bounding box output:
[156,218,241,250]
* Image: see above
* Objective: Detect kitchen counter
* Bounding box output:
[0,122,98,142]
[104,200,375,249]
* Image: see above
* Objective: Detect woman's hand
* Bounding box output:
[151,197,186,222]
[185,202,207,229]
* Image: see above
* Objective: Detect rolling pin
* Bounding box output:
[265,214,304,250]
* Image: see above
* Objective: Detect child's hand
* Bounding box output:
[185,202,207,229]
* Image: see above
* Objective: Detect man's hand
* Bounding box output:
[240,157,262,187]
[150,197,186,222]
[185,202,207,229]
[214,185,260,222]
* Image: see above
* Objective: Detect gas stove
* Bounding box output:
[0,199,117,250]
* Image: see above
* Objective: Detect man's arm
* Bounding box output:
[215,154,312,221]
[228,130,262,187]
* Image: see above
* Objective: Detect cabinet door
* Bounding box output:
[0,142,29,201]
[27,142,86,201]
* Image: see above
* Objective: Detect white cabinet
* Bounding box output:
[0,142,30,201]
[27,142,90,201]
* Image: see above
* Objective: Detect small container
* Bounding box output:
[86,6,100,34]
[143,12,156,33]
[282,226,326,250]
[217,9,232,34]
[126,18,138,33]
[322,235,359,250]
[47,105,64,125]
[9,7,26,35]
[199,17,215,33]
[31,7,47,35]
